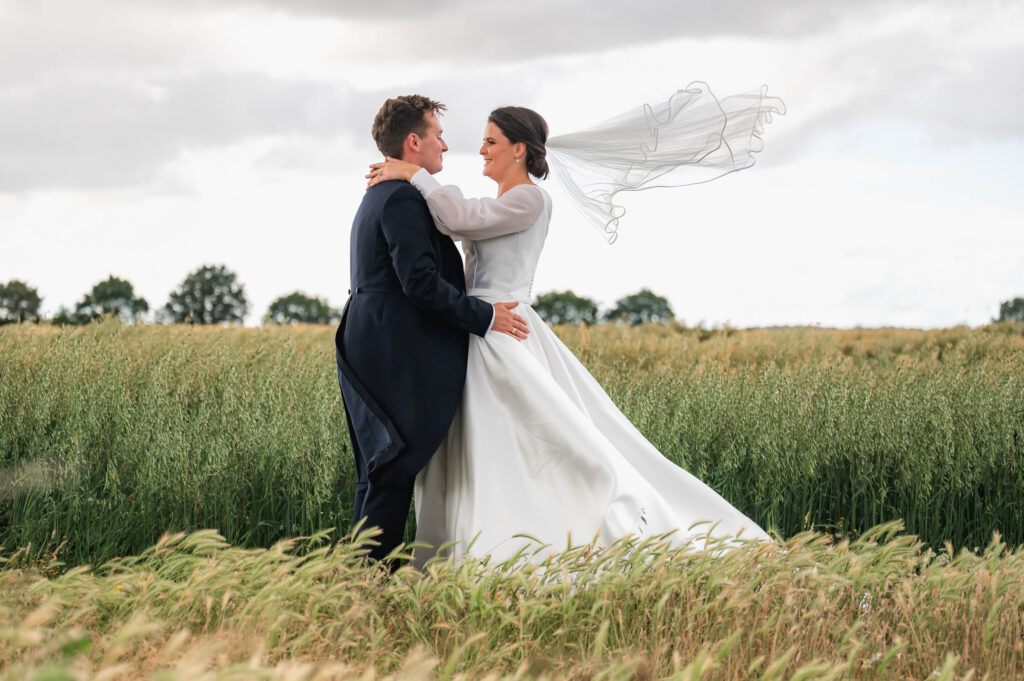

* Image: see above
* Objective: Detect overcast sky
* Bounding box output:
[2,0,1022,327]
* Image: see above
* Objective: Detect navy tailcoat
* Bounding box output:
[335,180,492,486]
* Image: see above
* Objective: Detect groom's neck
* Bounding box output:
[399,150,423,170]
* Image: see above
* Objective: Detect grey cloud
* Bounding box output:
[109,0,929,60]
[0,66,540,193]
[0,1,218,83]
[3,0,1020,194]
[773,25,1024,159]
[919,45,1024,140]
[0,73,373,193]
[0,0,552,193]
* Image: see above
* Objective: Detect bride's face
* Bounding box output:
[479,122,522,182]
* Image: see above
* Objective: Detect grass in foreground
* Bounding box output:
[2,522,1022,680]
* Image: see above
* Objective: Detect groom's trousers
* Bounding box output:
[337,346,416,566]
[348,404,416,565]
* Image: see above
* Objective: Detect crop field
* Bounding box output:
[2,320,1024,679]
[2,321,1022,565]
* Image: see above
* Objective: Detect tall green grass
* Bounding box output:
[0,323,349,565]
[2,320,1023,566]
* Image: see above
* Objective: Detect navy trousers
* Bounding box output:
[344,402,416,567]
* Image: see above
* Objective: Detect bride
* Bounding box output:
[367,94,780,565]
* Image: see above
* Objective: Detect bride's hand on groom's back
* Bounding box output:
[492,302,529,341]
[366,157,420,189]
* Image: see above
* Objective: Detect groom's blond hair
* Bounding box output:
[372,95,446,160]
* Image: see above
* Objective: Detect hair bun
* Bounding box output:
[526,148,549,180]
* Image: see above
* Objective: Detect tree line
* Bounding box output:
[0,266,337,326]
[0,265,682,327]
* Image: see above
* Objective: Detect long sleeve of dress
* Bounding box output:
[409,168,545,240]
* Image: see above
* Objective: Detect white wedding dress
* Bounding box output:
[409,169,769,566]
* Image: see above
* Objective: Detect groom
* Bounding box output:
[335,95,527,566]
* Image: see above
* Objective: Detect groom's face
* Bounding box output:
[414,112,448,175]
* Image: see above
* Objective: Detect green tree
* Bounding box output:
[0,280,42,325]
[533,290,599,325]
[51,307,77,326]
[605,288,674,326]
[73,275,149,324]
[265,291,340,325]
[161,264,249,324]
[997,297,1024,323]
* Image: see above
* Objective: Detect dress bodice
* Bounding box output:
[462,193,550,303]
[410,169,551,304]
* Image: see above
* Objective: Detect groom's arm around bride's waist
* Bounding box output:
[379,184,492,336]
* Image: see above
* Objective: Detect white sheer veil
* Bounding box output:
[546,82,785,243]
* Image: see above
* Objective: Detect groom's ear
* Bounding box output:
[406,132,421,153]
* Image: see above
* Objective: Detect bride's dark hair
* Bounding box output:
[488,106,549,180]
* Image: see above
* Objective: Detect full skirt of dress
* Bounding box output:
[413,303,768,567]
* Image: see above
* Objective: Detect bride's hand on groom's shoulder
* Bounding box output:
[366,157,421,189]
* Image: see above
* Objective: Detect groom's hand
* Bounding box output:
[492,302,529,341]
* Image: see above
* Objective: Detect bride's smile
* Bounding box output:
[479,121,530,196]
